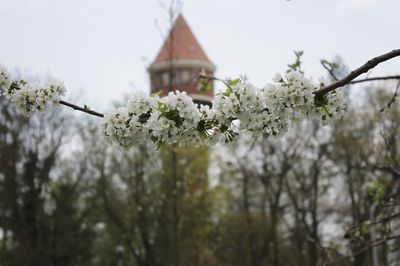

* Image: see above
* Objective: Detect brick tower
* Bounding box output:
[148,14,216,106]
[148,15,213,219]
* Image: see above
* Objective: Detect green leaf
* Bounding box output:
[151,90,163,97]
[287,50,304,73]
[222,86,233,97]
[320,59,339,70]
[155,140,165,151]
[367,181,385,203]
[228,78,240,86]
[157,101,166,112]
[163,109,184,127]
[198,130,208,141]
[198,81,212,92]
[295,50,304,57]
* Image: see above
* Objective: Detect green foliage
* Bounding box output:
[320,59,339,71]
[287,50,304,73]
[367,180,385,203]
[198,77,213,92]
[217,78,240,97]
[151,90,163,97]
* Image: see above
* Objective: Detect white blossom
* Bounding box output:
[0,64,11,93]
[2,64,346,149]
[101,71,345,148]
[147,91,202,145]
[1,67,66,115]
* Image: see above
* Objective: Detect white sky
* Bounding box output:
[1,0,399,111]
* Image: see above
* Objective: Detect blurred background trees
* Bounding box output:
[0,81,400,266]
[0,98,94,266]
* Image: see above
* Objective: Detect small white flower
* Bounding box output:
[2,62,346,148]
[3,75,66,115]
[0,64,11,94]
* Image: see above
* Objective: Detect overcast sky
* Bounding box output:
[1,0,399,111]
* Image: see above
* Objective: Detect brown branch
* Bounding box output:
[380,79,400,113]
[315,49,400,97]
[59,100,104,118]
[52,49,400,118]
[349,75,400,85]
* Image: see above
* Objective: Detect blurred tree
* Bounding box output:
[214,135,298,266]
[213,82,400,266]
[0,96,94,266]
[327,86,400,266]
[214,212,295,266]
[73,121,219,266]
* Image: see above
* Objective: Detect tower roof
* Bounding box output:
[152,14,212,64]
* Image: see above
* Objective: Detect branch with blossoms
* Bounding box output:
[0,49,399,149]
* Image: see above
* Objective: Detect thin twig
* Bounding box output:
[321,61,339,81]
[9,49,400,119]
[56,49,400,118]
[367,211,400,227]
[349,75,400,85]
[197,74,232,89]
[59,100,104,118]
[379,79,400,113]
[323,234,400,265]
[7,82,105,118]
[315,49,400,97]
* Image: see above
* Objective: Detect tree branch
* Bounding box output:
[379,79,400,112]
[323,234,400,265]
[47,49,400,118]
[315,49,400,97]
[349,75,400,85]
[5,83,105,118]
[320,60,339,81]
[8,49,400,119]
[367,211,400,227]
[59,100,104,118]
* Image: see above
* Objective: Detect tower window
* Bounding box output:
[181,70,190,83]
[162,73,169,86]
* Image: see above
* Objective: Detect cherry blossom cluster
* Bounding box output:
[0,65,66,114]
[1,63,345,148]
[265,72,345,123]
[103,71,345,148]
[103,91,205,148]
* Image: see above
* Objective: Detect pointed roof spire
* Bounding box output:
[152,14,212,64]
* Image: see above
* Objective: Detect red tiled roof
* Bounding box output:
[152,14,212,64]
